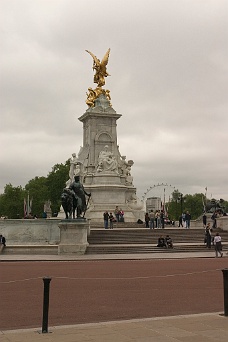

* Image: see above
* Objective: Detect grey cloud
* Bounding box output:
[0,0,227,200]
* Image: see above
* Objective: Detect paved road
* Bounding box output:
[0,258,226,330]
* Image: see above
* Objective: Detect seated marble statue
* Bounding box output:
[97,145,118,172]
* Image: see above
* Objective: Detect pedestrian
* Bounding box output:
[0,234,6,253]
[149,210,155,229]
[214,232,223,257]
[119,209,124,222]
[185,211,191,229]
[178,215,183,227]
[109,212,114,229]
[157,235,167,248]
[156,210,161,228]
[114,206,120,222]
[103,211,109,229]
[205,223,212,249]
[182,212,186,228]
[165,235,173,248]
[145,213,150,228]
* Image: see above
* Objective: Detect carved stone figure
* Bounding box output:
[65,153,82,188]
[97,145,118,173]
[127,193,144,210]
[69,153,78,182]
[125,166,133,185]
[120,156,128,176]
[86,48,110,87]
[44,200,51,212]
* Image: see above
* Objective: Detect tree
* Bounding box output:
[46,160,70,214]
[183,193,204,220]
[0,184,25,218]
[25,176,49,217]
[166,190,181,220]
[167,191,205,220]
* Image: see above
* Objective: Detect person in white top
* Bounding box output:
[214,232,223,257]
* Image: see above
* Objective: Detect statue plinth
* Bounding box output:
[58,219,89,254]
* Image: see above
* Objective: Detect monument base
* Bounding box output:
[58,219,89,254]
[217,216,228,231]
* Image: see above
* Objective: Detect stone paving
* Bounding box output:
[1,313,228,342]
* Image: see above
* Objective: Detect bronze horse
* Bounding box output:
[61,188,77,219]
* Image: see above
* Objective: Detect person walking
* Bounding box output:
[160,210,165,229]
[109,212,114,229]
[103,211,109,229]
[145,213,150,228]
[205,223,212,249]
[156,210,161,228]
[178,215,183,227]
[202,213,207,228]
[149,210,155,229]
[214,232,223,257]
[185,211,191,229]
[114,206,120,222]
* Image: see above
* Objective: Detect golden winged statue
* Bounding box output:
[86,48,110,87]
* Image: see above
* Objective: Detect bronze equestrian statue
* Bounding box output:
[61,176,91,219]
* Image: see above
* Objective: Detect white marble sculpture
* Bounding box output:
[65,153,82,187]
[97,145,118,173]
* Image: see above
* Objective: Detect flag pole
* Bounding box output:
[27,191,30,216]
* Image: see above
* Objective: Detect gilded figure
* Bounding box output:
[86,48,110,87]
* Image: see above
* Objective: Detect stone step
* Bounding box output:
[88,228,228,245]
[86,244,228,255]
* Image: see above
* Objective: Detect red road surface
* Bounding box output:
[0,258,227,330]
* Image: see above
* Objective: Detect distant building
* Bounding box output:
[146,197,161,213]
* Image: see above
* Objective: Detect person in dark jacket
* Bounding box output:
[185,211,191,229]
[0,234,6,253]
[157,235,167,248]
[145,213,150,228]
[103,211,109,229]
[205,223,212,248]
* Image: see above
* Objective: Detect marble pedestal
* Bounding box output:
[58,219,89,254]
[217,216,228,231]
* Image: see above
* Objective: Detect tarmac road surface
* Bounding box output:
[0,258,227,330]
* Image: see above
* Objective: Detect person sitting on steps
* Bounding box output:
[157,235,167,248]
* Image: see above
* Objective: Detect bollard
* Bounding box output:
[222,269,228,316]
[42,277,52,333]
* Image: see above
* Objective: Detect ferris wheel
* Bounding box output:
[142,183,176,202]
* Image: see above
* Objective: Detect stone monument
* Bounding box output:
[58,176,91,254]
[71,49,144,222]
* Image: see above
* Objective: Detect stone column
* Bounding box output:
[58,219,89,254]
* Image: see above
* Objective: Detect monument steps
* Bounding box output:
[86,244,228,254]
[86,227,228,254]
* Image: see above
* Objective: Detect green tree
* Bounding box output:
[222,200,228,213]
[46,160,70,214]
[0,184,25,218]
[167,191,205,220]
[183,193,205,220]
[166,189,181,220]
[25,176,49,217]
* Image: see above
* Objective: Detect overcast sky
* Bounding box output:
[1,0,227,201]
